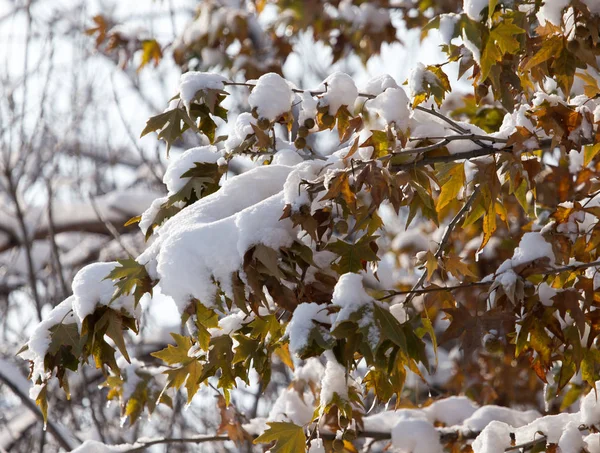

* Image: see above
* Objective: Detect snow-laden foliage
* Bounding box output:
[16,0,600,452]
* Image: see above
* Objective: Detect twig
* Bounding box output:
[378,280,490,300]
[88,195,137,257]
[405,186,481,306]
[0,367,76,451]
[122,435,230,452]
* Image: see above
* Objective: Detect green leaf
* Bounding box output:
[151,333,193,365]
[253,422,306,453]
[326,235,379,274]
[373,303,406,351]
[194,302,220,351]
[106,258,153,308]
[140,108,198,154]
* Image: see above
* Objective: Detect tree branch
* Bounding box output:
[0,365,76,451]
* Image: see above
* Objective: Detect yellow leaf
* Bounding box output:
[584,143,600,167]
[254,422,306,453]
[479,202,497,251]
[437,163,465,211]
[522,37,563,71]
[138,39,162,71]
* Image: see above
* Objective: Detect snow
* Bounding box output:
[248,72,294,121]
[538,282,558,306]
[472,421,512,453]
[179,71,229,112]
[496,232,555,275]
[586,433,600,453]
[581,388,600,426]
[423,396,478,426]
[558,421,585,453]
[464,0,489,21]
[294,358,326,384]
[438,14,458,44]
[463,405,541,432]
[408,63,427,98]
[224,112,257,152]
[71,262,139,324]
[209,311,249,337]
[536,0,570,26]
[308,438,325,453]
[272,148,304,166]
[319,351,348,408]
[361,74,399,96]
[163,145,223,196]
[137,164,296,311]
[139,196,168,235]
[286,303,330,354]
[391,418,443,453]
[319,72,358,115]
[69,440,136,452]
[331,273,379,346]
[365,88,410,131]
[298,91,318,126]
[267,388,315,425]
[21,297,77,386]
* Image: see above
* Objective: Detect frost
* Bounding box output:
[179,72,229,112]
[286,303,330,354]
[248,72,294,121]
[319,72,358,115]
[163,146,223,196]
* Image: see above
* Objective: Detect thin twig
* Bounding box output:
[405,186,481,306]
[88,195,136,257]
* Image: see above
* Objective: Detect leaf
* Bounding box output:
[138,39,162,71]
[360,130,389,158]
[106,258,153,308]
[373,303,406,351]
[522,37,563,71]
[326,235,380,274]
[480,20,525,81]
[140,108,198,153]
[194,302,220,351]
[253,422,306,453]
[584,143,600,167]
[436,163,465,211]
[151,333,193,365]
